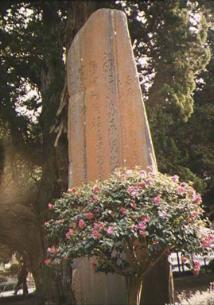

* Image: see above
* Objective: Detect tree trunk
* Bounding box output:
[126,276,142,305]
[141,256,174,305]
[29,3,71,303]
[33,267,58,305]
[32,259,74,305]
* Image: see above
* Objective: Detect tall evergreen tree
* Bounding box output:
[0,2,70,303]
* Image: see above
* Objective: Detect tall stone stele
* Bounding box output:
[67,8,157,305]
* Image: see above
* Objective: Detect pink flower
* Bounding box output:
[177,185,186,195]
[137,221,147,231]
[202,239,210,248]
[84,212,94,220]
[67,187,76,193]
[47,246,58,254]
[48,203,53,209]
[91,194,99,202]
[134,221,148,237]
[140,170,146,178]
[65,228,74,239]
[92,229,101,239]
[153,195,161,205]
[141,215,150,223]
[107,226,114,235]
[120,207,127,215]
[193,260,201,275]
[135,221,148,237]
[128,185,140,198]
[94,222,104,231]
[190,210,199,219]
[201,234,214,248]
[172,175,179,183]
[92,185,100,194]
[78,219,86,229]
[138,182,146,189]
[193,193,202,205]
[144,178,153,186]
[43,258,51,265]
[139,230,147,237]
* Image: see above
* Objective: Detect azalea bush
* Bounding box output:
[45,168,213,305]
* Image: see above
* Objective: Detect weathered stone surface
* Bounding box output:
[67,8,157,187]
[72,258,127,305]
[67,8,157,305]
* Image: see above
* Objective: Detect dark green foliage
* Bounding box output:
[208,258,214,272]
[118,1,213,203]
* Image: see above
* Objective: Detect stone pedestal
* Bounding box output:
[67,8,157,305]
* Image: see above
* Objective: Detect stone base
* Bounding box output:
[72,258,127,305]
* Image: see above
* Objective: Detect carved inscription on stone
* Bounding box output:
[103,51,121,171]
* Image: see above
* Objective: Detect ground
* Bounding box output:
[0,294,37,305]
[0,273,213,305]
[175,272,214,301]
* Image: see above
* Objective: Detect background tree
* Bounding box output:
[0,2,69,303]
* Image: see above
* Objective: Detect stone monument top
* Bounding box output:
[67,8,157,188]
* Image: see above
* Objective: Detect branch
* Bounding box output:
[142,248,168,278]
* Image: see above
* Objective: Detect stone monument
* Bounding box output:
[67,8,157,305]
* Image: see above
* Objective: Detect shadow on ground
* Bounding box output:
[175,272,214,300]
[0,273,214,305]
[0,293,38,305]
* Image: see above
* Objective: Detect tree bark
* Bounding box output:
[32,261,74,305]
[141,256,174,305]
[30,3,72,304]
[127,276,142,305]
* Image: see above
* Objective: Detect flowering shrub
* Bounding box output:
[45,168,213,305]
